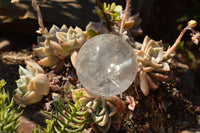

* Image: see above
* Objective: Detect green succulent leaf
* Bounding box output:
[95,2,122,21]
[43,97,92,133]
[114,5,123,12]
[32,118,55,133]
[0,79,23,133]
[87,29,98,38]
[0,79,6,90]
[110,3,116,12]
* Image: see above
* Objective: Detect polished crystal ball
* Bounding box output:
[76,34,138,97]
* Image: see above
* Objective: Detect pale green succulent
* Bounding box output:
[0,79,23,133]
[134,36,172,96]
[34,25,86,67]
[50,26,85,57]
[72,88,125,133]
[35,24,68,58]
[31,0,86,67]
[34,25,68,67]
[14,59,50,106]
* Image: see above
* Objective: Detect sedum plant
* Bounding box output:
[43,88,126,133]
[0,79,23,133]
[95,2,123,22]
[93,0,142,37]
[32,119,55,133]
[14,58,50,106]
[45,97,90,133]
[72,88,126,133]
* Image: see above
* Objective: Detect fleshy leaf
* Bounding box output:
[139,71,150,96]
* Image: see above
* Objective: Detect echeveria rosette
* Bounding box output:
[34,25,68,67]
[50,26,86,68]
[72,88,125,133]
[51,26,85,54]
[14,59,50,106]
[134,36,172,96]
[34,25,85,67]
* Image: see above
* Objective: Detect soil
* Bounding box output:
[0,29,200,133]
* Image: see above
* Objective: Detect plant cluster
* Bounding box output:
[0,79,23,133]
[72,88,125,133]
[34,25,85,67]
[6,0,200,133]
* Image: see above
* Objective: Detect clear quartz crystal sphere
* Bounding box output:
[76,34,138,97]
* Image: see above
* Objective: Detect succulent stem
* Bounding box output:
[120,0,132,35]
[164,25,196,59]
[32,0,45,30]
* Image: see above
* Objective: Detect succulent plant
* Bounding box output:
[72,88,125,133]
[94,1,142,37]
[0,79,23,133]
[51,26,86,68]
[31,0,87,67]
[134,36,171,96]
[14,58,50,106]
[133,20,200,96]
[34,25,68,67]
[54,26,85,52]
[95,2,123,22]
[45,96,90,133]
[32,119,55,133]
[34,24,86,67]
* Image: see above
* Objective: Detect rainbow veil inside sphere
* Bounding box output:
[76,34,137,97]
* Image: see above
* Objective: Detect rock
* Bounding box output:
[17,116,37,133]
[0,39,12,52]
